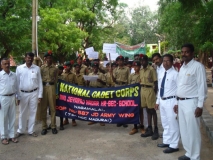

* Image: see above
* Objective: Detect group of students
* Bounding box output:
[0,43,207,160]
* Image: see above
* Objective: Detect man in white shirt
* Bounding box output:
[0,58,18,144]
[16,52,43,137]
[155,54,180,153]
[174,43,207,160]
[152,53,164,75]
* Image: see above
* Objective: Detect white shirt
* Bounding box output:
[16,63,43,99]
[156,67,178,104]
[156,64,164,76]
[0,70,17,95]
[176,59,207,108]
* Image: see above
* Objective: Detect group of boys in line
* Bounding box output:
[0,43,207,160]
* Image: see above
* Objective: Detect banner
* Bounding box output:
[56,80,140,124]
[103,43,117,53]
[116,42,146,60]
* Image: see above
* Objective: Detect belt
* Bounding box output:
[115,82,127,85]
[43,82,54,85]
[141,84,153,88]
[177,97,193,100]
[1,93,15,96]
[161,96,176,100]
[21,88,38,93]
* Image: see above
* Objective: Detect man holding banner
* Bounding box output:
[87,62,106,126]
[111,55,129,128]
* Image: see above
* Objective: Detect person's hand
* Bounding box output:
[195,107,203,117]
[155,104,159,110]
[38,98,42,103]
[174,105,178,114]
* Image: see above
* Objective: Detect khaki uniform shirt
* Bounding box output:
[75,73,85,86]
[62,72,77,84]
[80,64,88,75]
[105,72,115,87]
[128,73,140,84]
[139,65,157,86]
[113,66,130,84]
[89,72,106,88]
[58,74,65,81]
[41,64,58,83]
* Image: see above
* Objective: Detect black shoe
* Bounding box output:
[41,129,47,135]
[52,128,58,134]
[157,143,169,148]
[152,127,159,140]
[163,147,179,153]
[59,126,64,130]
[141,127,153,137]
[123,124,128,128]
[47,124,51,130]
[178,155,190,160]
[117,124,122,127]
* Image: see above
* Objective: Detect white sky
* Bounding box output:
[119,0,159,12]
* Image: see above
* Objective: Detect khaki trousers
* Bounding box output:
[41,85,56,129]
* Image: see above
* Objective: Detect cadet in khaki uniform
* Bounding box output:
[57,65,66,130]
[62,61,78,126]
[87,62,106,126]
[76,55,89,75]
[74,63,85,86]
[111,55,129,128]
[140,55,159,140]
[105,62,116,87]
[40,52,58,135]
[83,59,92,74]
[128,61,145,135]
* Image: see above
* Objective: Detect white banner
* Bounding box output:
[103,43,117,53]
[106,53,119,60]
[85,47,94,54]
[87,51,99,59]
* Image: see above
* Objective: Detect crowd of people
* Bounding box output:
[0,43,207,160]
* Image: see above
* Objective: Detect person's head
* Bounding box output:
[181,43,194,63]
[141,55,149,68]
[126,61,132,70]
[111,62,117,70]
[83,58,90,66]
[64,61,73,72]
[74,63,80,73]
[152,53,162,67]
[44,51,53,65]
[76,55,83,65]
[1,58,10,73]
[92,62,99,73]
[132,61,141,73]
[25,52,34,66]
[124,57,129,62]
[117,56,124,66]
[58,65,64,75]
[134,54,139,60]
[106,63,110,71]
[162,54,173,70]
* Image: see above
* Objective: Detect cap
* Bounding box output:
[91,62,99,67]
[64,60,74,66]
[116,55,124,61]
[83,58,90,63]
[132,61,141,66]
[58,65,64,70]
[44,50,53,57]
[134,54,139,58]
[74,63,80,67]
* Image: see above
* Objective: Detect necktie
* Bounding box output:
[160,72,167,97]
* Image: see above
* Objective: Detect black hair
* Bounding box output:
[25,52,35,57]
[152,53,161,60]
[163,54,173,62]
[1,58,9,64]
[181,43,194,52]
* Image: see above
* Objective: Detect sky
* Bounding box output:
[119,0,159,12]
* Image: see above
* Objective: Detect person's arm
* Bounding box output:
[37,67,43,100]
[16,67,21,101]
[194,64,207,117]
[97,74,106,85]
[110,68,116,83]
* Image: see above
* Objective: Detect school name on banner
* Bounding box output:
[56,80,141,124]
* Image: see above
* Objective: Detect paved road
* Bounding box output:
[0,109,212,160]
